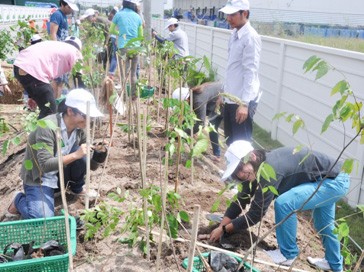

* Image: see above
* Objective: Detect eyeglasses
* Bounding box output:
[73,109,86,119]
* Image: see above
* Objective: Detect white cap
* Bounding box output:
[65,89,103,117]
[113,6,119,12]
[126,0,140,4]
[165,17,179,29]
[219,0,250,14]
[172,87,190,100]
[221,140,254,182]
[63,0,79,11]
[80,8,95,20]
[30,34,42,43]
[64,36,82,50]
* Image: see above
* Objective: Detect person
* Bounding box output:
[5,88,103,219]
[0,63,12,96]
[107,7,119,78]
[49,0,78,41]
[172,82,223,160]
[152,18,190,59]
[80,8,97,23]
[218,0,261,146]
[109,0,143,98]
[209,140,350,271]
[30,34,42,45]
[13,37,82,119]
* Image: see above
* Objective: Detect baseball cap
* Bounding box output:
[172,87,190,100]
[165,17,179,29]
[30,34,42,43]
[221,140,254,182]
[80,8,95,20]
[65,89,103,118]
[64,36,82,50]
[219,0,250,14]
[64,0,79,11]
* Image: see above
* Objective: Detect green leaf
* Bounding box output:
[11,136,21,146]
[211,199,221,213]
[257,163,276,182]
[303,55,321,73]
[192,138,209,157]
[331,80,349,96]
[24,159,33,170]
[37,119,57,130]
[2,139,10,155]
[292,119,304,135]
[341,159,354,174]
[321,114,334,134]
[272,112,287,121]
[267,185,279,196]
[313,60,329,80]
[179,211,190,222]
[185,159,192,168]
[174,128,189,139]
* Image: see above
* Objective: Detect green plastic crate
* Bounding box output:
[0,216,76,272]
[182,252,260,272]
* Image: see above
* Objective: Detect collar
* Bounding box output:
[233,21,251,39]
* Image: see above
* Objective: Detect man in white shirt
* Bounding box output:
[219,0,261,146]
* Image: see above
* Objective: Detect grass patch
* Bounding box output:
[252,123,283,150]
[336,200,364,253]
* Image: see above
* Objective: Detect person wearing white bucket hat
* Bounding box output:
[218,0,262,147]
[152,17,189,59]
[210,143,349,271]
[5,88,103,220]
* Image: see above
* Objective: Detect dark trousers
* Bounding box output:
[224,101,257,146]
[209,115,223,156]
[14,66,56,119]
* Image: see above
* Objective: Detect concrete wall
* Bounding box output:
[152,18,364,207]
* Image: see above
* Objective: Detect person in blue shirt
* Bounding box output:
[49,0,78,41]
[109,0,143,98]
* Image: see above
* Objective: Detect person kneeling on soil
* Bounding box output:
[209,140,349,272]
[172,82,223,161]
[6,89,103,219]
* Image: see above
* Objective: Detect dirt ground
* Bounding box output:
[0,73,327,271]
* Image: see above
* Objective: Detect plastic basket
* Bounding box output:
[0,215,76,272]
[182,252,260,272]
[140,86,155,98]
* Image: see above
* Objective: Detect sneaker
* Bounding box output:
[307,257,333,271]
[68,188,99,198]
[264,249,296,266]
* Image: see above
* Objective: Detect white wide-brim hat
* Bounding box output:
[65,89,103,117]
[165,17,179,29]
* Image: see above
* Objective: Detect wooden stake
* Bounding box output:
[84,102,91,210]
[56,128,73,272]
[187,205,200,272]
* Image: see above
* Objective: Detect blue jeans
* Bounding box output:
[275,173,350,272]
[209,115,223,156]
[108,37,117,75]
[14,153,86,219]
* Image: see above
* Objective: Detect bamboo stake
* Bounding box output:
[189,88,194,185]
[187,205,200,272]
[56,128,73,272]
[156,151,169,270]
[84,102,91,210]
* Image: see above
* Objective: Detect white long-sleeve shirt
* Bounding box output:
[224,21,262,104]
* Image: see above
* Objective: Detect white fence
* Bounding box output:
[152,18,364,207]
[0,4,49,28]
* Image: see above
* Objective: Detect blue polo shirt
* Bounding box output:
[112,8,142,49]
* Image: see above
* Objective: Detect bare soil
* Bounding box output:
[0,70,325,271]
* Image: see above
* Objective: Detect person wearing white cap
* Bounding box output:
[30,34,42,45]
[209,142,349,271]
[13,37,82,119]
[109,0,143,98]
[172,82,223,160]
[80,8,96,22]
[50,0,78,41]
[218,0,261,146]
[152,17,189,59]
[5,88,103,220]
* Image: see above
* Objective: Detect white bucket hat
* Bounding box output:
[165,17,179,29]
[64,36,82,50]
[65,89,103,117]
[221,140,254,182]
[219,0,250,14]
[63,0,79,11]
